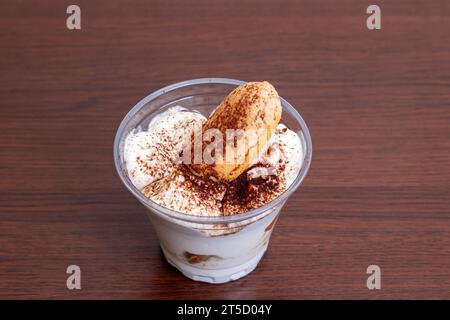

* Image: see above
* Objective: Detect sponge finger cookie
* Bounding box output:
[190,81,282,181]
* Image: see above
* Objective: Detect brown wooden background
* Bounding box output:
[0,0,449,299]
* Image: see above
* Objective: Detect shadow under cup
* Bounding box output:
[114,78,312,283]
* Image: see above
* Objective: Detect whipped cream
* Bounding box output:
[125,106,303,216]
[248,123,303,187]
[124,106,205,190]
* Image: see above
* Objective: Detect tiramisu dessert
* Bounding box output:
[116,79,310,283]
[124,81,303,216]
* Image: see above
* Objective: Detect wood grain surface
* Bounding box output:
[0,0,449,299]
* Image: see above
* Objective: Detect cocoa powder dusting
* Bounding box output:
[221,165,285,215]
[146,161,286,216]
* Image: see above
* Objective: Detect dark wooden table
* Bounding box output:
[0,0,449,299]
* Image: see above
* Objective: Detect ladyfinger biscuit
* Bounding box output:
[190,81,282,181]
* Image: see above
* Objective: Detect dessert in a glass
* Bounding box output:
[114,78,312,283]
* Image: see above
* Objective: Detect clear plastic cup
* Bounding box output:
[114,78,312,284]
